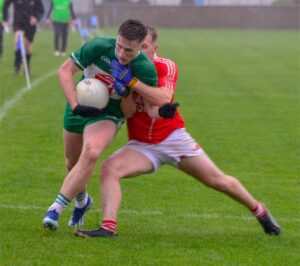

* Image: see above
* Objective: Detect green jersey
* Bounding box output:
[0,0,4,22]
[52,0,72,23]
[65,36,157,133]
[70,36,158,119]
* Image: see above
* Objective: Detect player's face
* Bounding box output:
[115,35,142,65]
[141,33,158,62]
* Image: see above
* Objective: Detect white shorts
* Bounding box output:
[124,128,204,171]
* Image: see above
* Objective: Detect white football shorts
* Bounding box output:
[124,128,204,171]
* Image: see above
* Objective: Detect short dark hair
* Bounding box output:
[118,19,147,43]
[146,26,158,43]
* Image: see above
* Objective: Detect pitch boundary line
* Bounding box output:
[0,70,57,122]
[0,204,299,223]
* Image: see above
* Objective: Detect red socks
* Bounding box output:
[102,220,117,233]
[251,202,267,218]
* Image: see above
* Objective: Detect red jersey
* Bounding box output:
[127,54,185,144]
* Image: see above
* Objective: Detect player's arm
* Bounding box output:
[29,0,44,26]
[133,62,177,105]
[58,58,81,109]
[145,100,179,119]
[58,58,102,117]
[132,81,173,106]
[110,60,172,106]
[120,91,136,118]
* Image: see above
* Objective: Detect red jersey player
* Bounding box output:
[127,55,184,143]
[75,26,281,238]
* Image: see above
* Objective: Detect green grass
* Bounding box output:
[0,29,299,266]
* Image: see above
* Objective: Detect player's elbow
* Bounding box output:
[58,63,68,81]
[149,95,172,107]
[58,59,77,80]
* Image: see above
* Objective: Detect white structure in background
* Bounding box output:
[75,0,277,7]
[73,0,94,14]
[204,0,275,5]
[147,0,182,4]
[132,0,275,5]
[94,0,104,4]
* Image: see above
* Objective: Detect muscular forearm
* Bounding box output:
[110,60,173,105]
[58,60,80,109]
[132,81,173,106]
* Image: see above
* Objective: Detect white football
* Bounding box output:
[75,78,109,109]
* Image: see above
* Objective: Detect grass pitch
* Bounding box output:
[0,28,299,266]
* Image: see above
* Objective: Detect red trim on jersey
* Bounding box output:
[127,55,185,144]
[95,73,114,94]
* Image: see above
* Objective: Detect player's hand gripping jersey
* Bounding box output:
[127,55,185,144]
[70,36,157,118]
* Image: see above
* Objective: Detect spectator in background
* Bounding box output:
[46,0,76,56]
[3,0,44,75]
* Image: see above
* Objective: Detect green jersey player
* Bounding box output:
[64,34,157,133]
[42,19,158,233]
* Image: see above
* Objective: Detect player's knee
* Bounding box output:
[100,161,111,179]
[100,158,123,181]
[82,143,101,163]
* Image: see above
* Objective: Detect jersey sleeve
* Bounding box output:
[130,53,158,87]
[70,41,97,70]
[70,37,111,70]
[157,59,178,91]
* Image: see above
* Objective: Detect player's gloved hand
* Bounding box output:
[158,102,179,119]
[110,59,138,89]
[114,80,130,96]
[72,105,102,117]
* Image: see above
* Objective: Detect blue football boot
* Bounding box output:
[68,196,93,227]
[42,209,59,231]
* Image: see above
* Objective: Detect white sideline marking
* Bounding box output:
[0,70,57,122]
[0,204,299,222]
